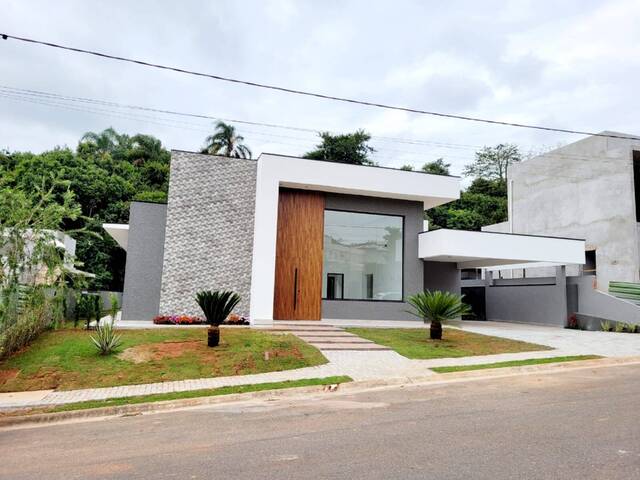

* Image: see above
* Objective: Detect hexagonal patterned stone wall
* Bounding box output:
[159,151,257,317]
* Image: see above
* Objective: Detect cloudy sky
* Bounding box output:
[2,0,639,174]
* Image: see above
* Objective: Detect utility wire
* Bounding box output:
[2,32,639,142]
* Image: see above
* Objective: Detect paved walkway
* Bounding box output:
[2,320,639,410]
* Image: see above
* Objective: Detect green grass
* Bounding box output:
[0,328,327,392]
[431,355,601,373]
[12,376,352,415]
[345,327,551,359]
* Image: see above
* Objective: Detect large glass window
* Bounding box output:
[322,210,403,301]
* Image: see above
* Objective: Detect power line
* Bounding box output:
[2,32,639,142]
[0,87,618,165]
[0,85,481,151]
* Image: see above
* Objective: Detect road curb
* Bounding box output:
[2,355,640,429]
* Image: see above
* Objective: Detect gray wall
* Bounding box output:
[159,151,257,317]
[569,276,640,325]
[121,202,167,320]
[321,193,425,320]
[484,268,568,327]
[424,261,460,295]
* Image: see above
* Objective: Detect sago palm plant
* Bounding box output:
[407,290,471,340]
[195,290,241,347]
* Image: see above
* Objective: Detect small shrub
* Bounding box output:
[90,321,123,355]
[600,320,612,332]
[93,295,102,327]
[566,313,579,330]
[109,293,119,321]
[624,322,637,333]
[615,322,626,333]
[195,290,241,347]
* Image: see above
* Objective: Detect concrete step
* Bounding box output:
[300,338,375,344]
[269,328,344,333]
[312,343,391,351]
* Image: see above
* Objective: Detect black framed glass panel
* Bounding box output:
[322,210,403,301]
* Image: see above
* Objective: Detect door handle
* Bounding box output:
[293,267,298,310]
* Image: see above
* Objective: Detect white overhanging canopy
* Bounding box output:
[103,223,129,251]
[418,229,586,269]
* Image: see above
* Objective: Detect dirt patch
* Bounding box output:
[118,341,201,364]
[0,369,19,386]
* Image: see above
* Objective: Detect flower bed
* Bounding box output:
[153,315,204,325]
[152,314,250,325]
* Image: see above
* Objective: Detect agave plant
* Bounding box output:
[90,320,123,355]
[407,290,471,340]
[195,290,241,347]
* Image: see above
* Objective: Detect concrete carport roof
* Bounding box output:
[418,229,586,269]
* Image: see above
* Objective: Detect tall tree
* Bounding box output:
[462,143,521,184]
[201,121,252,159]
[421,158,451,175]
[304,130,375,165]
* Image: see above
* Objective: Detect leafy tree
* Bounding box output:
[304,130,376,165]
[421,158,451,175]
[2,128,172,291]
[0,179,82,357]
[201,121,252,159]
[462,143,521,184]
[466,177,507,197]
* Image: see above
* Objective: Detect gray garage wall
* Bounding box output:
[424,261,460,295]
[484,267,568,327]
[121,201,167,320]
[321,193,425,321]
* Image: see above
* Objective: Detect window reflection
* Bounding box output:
[322,210,403,301]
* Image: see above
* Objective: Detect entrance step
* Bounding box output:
[296,337,373,344]
[312,343,391,351]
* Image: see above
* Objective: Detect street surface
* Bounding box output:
[2,364,639,479]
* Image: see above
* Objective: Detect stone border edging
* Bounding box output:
[2,356,639,430]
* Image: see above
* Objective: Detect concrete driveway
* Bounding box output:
[458,321,640,358]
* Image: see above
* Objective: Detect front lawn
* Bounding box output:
[345,327,551,359]
[0,328,327,392]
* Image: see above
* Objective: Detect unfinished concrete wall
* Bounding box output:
[504,133,640,290]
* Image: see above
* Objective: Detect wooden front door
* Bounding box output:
[273,189,325,320]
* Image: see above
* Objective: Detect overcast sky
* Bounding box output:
[2,0,639,174]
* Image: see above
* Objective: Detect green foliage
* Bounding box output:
[600,320,612,332]
[462,143,521,183]
[427,177,508,231]
[195,290,241,326]
[407,290,471,340]
[400,164,414,171]
[90,321,123,355]
[421,158,451,175]
[304,130,376,165]
[407,290,472,324]
[2,128,172,290]
[625,323,637,333]
[201,121,252,158]
[76,294,95,330]
[0,179,80,358]
[615,322,625,333]
[93,295,102,325]
[109,293,119,321]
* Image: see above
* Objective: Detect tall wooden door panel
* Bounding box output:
[273,189,325,320]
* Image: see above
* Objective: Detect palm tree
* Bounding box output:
[201,121,252,159]
[407,290,471,340]
[195,290,241,347]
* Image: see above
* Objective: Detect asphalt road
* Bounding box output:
[2,364,640,479]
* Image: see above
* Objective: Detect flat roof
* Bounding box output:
[419,229,585,269]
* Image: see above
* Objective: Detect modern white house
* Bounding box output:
[105,150,585,326]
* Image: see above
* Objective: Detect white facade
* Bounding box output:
[249,154,461,324]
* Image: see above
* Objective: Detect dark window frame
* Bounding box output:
[321,208,405,303]
[326,272,344,300]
